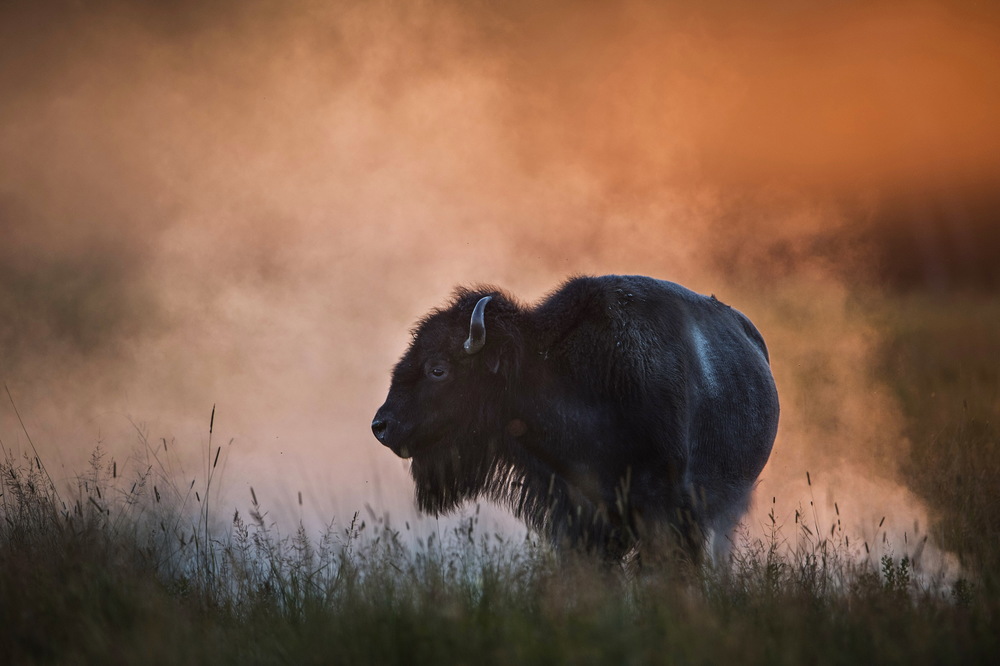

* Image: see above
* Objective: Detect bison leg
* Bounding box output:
[702,480,755,567]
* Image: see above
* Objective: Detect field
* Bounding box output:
[1,292,998,665]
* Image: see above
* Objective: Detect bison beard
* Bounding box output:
[409,419,619,552]
[373,275,779,565]
[409,435,501,515]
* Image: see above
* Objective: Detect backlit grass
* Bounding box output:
[2,293,999,664]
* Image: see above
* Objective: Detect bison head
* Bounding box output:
[372,289,523,513]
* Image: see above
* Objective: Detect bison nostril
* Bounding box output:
[371,417,389,441]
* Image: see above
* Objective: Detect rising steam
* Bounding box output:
[2,0,996,567]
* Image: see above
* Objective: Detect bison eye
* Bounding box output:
[425,361,450,381]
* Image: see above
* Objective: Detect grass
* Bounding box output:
[1,292,999,664]
[876,294,1000,573]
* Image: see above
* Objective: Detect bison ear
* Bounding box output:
[483,339,519,376]
[485,348,501,374]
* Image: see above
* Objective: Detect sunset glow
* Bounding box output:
[2,0,997,563]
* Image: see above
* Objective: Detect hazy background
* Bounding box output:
[2,0,998,559]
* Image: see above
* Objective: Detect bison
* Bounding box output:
[372,275,779,565]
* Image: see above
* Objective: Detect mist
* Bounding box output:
[2,0,997,561]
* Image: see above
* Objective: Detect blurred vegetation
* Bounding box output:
[1,292,999,664]
[867,186,1000,292]
[876,294,1000,576]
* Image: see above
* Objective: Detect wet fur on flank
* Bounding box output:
[375,275,780,563]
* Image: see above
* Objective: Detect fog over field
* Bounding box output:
[2,0,998,562]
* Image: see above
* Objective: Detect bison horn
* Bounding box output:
[463,295,492,355]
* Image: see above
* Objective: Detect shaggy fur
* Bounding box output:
[372,275,779,564]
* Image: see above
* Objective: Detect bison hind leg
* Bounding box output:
[702,480,755,567]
